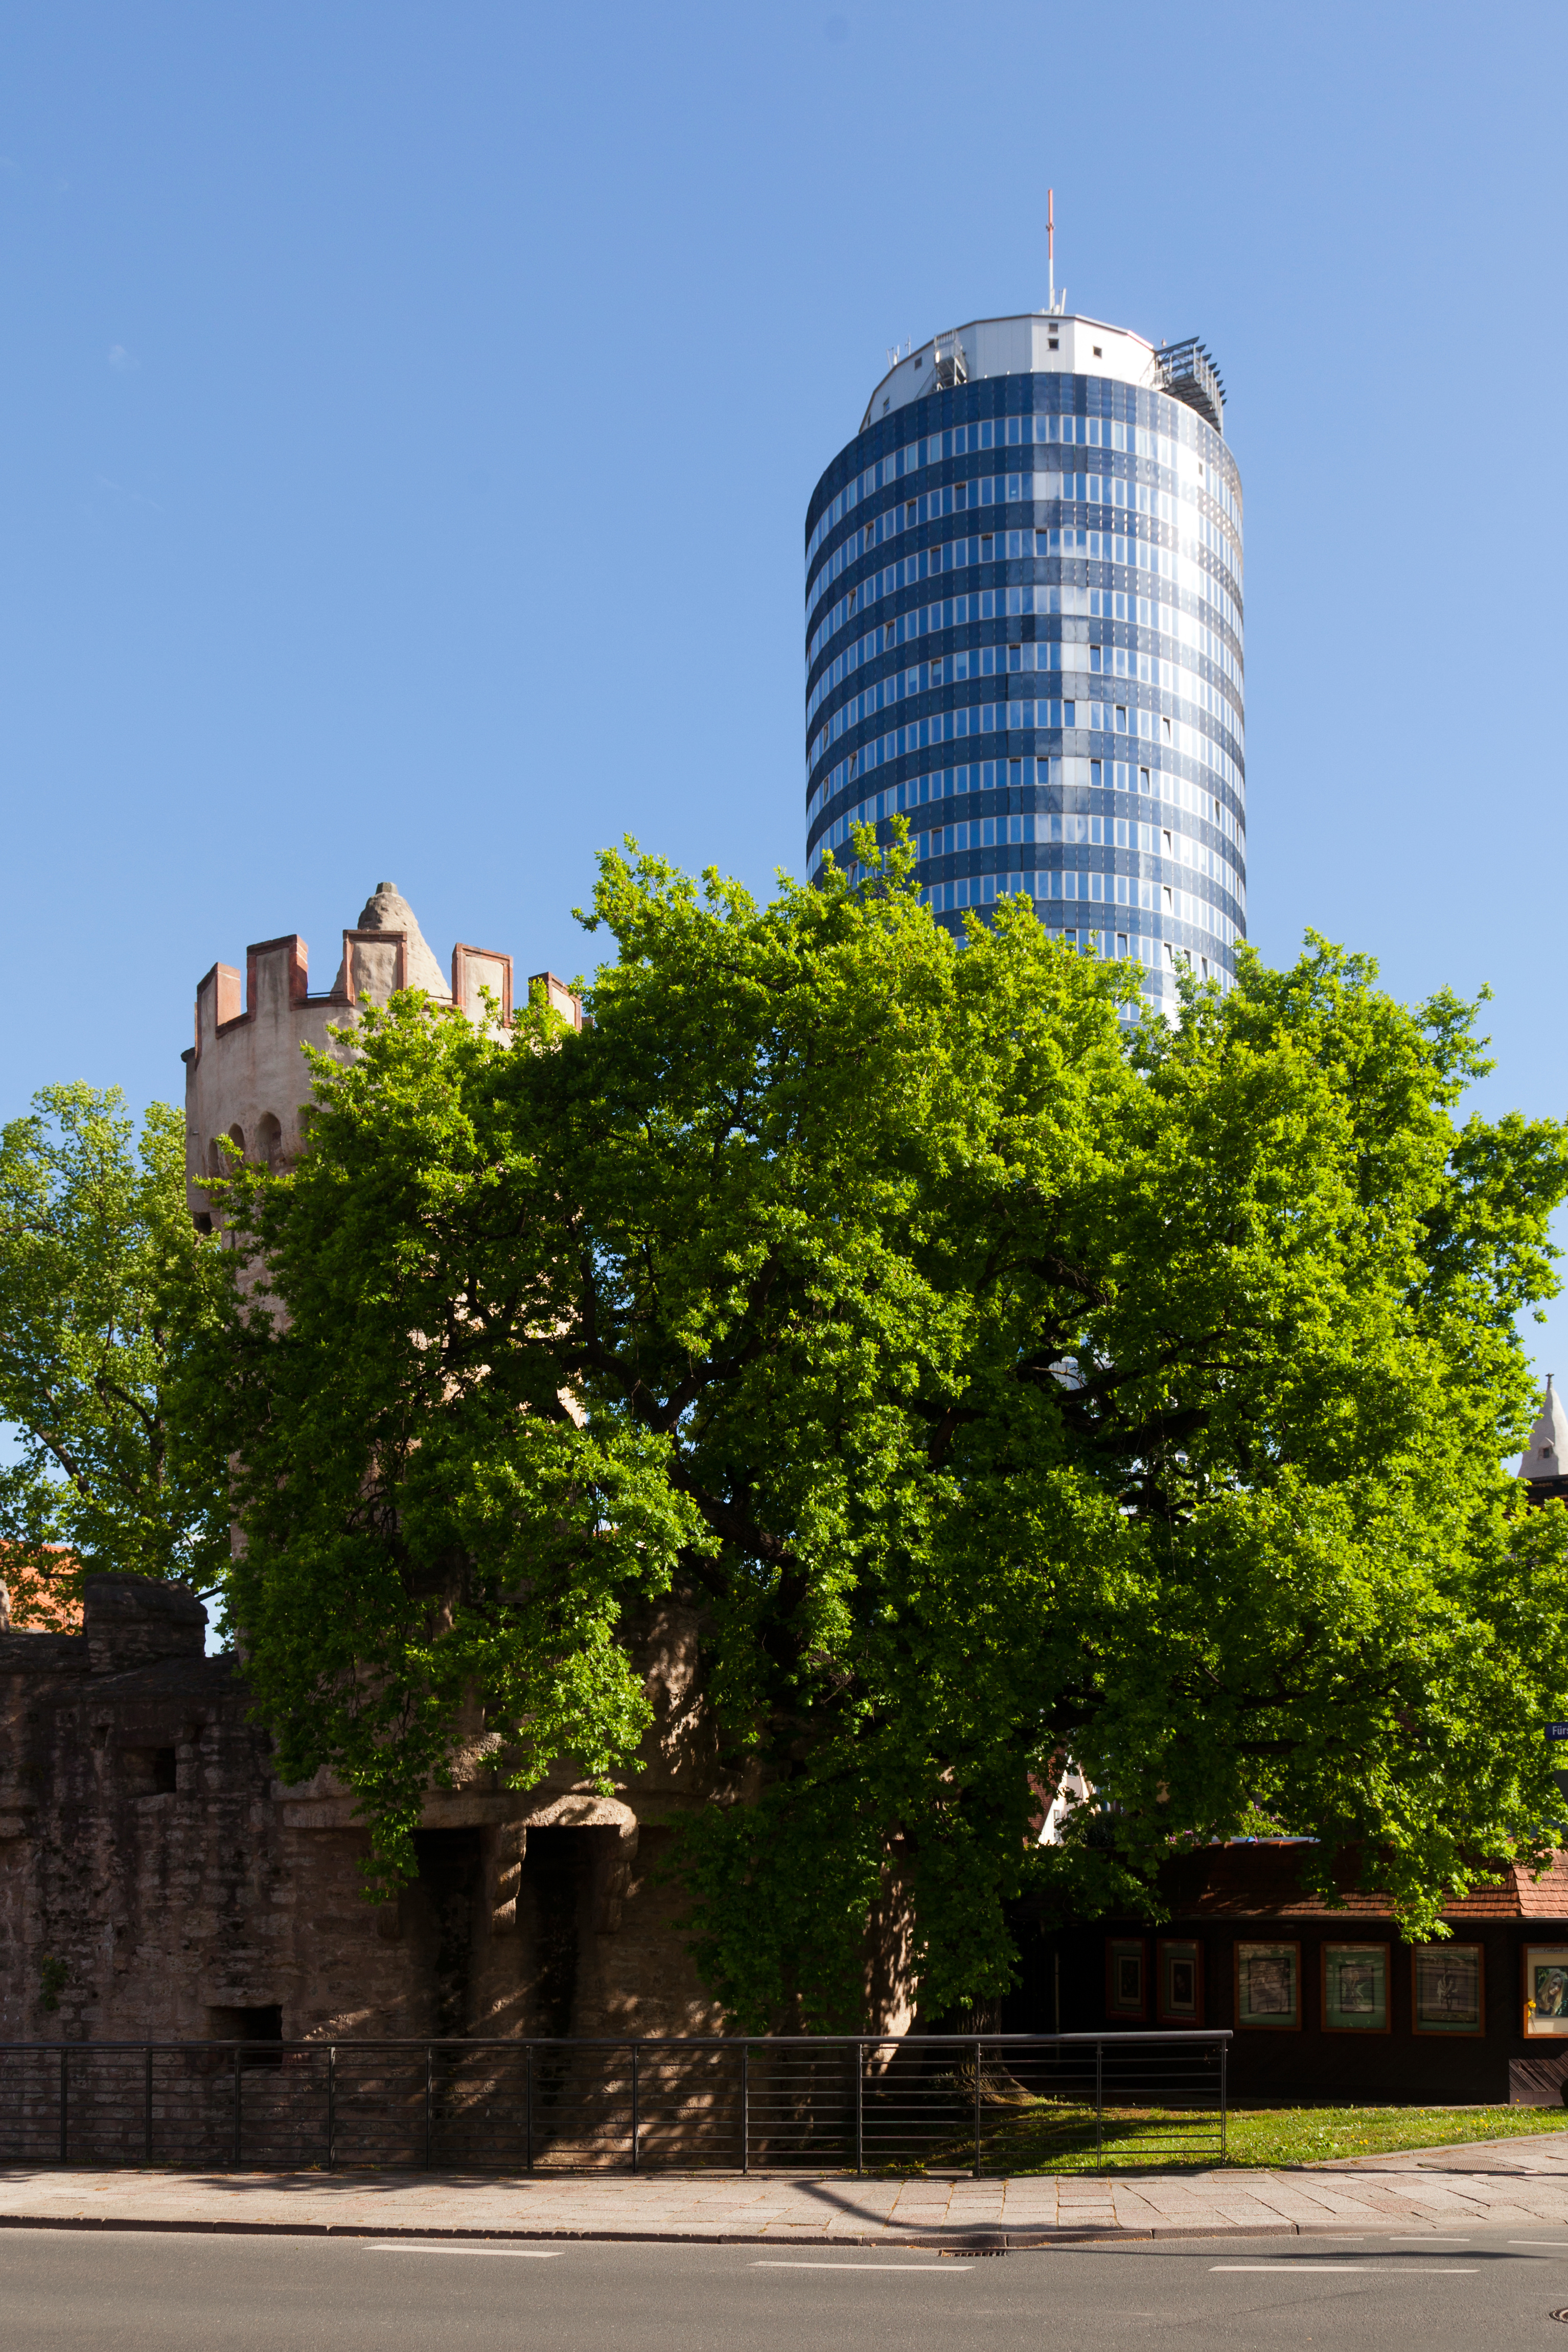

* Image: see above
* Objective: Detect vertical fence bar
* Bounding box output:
[424,2044,434,2170]
[1219,2033,1227,2163]
[326,2044,336,2173]
[233,2044,242,2168]
[58,2046,67,2165]
[144,2046,153,2163]
[854,2040,864,2176]
[973,2037,982,2179]
[525,2043,533,2175]
[740,2042,749,2175]
[1094,2039,1103,2170]
[631,2043,639,2175]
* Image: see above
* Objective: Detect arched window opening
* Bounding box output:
[256,1113,284,1172]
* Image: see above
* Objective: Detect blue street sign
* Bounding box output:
[1548,1723,1568,1742]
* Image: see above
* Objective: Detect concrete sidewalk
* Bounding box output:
[7,2138,1568,2246]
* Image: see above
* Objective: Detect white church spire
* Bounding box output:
[1519,1375,1568,1482]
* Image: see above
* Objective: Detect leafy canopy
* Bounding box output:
[195,838,1568,2027]
[0,1085,230,1621]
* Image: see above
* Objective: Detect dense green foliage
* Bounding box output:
[0,1085,230,1619]
[195,838,1568,2027]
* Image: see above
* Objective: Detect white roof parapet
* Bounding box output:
[860,312,1162,433]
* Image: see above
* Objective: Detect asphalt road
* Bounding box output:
[7,2226,1568,2348]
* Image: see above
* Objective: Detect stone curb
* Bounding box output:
[0,2212,1417,2248]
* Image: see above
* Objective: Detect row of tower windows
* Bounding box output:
[817,815,1243,920]
[811,581,1241,702]
[916,811,1241,874]
[912,870,1232,940]
[819,844,1237,972]
[810,671,1242,810]
[806,407,1239,569]
[809,598,1242,732]
[810,757,1242,856]
[810,537,1243,662]
[809,474,1242,618]
[928,902,1230,991]
[812,675,1239,801]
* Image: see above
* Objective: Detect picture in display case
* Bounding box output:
[1525,1946,1568,2038]
[1322,1943,1390,2033]
[1105,1938,1147,2020]
[1235,1941,1301,2030]
[1157,1939,1203,2024]
[1412,1943,1484,2036]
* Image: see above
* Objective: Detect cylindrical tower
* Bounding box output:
[803,312,1243,1008]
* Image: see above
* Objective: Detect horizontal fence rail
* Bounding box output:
[0,2032,1228,2176]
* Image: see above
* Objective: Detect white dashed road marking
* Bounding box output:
[365,2244,565,2257]
[750,2261,970,2272]
[1210,2264,1477,2274]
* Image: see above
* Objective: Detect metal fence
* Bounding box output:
[0,2031,1228,2175]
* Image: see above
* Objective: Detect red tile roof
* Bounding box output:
[1159,1840,1568,1924]
[0,1544,84,1631]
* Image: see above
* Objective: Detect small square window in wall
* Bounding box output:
[1524,1945,1568,2038]
[1323,1944,1390,2033]
[1235,1941,1301,2030]
[1156,1939,1203,2024]
[1413,1944,1484,2035]
[121,1746,178,1796]
[1105,1938,1148,2020]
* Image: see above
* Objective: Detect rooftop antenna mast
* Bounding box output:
[1047,189,1066,316]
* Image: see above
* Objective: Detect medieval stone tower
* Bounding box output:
[0,882,727,2047]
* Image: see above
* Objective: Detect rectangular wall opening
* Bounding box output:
[121,1746,178,1795]
[411,1826,485,2039]
[206,2004,284,2064]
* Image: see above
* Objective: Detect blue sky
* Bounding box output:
[3,0,1566,1404]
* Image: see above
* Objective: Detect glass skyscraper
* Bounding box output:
[803,312,1243,1009]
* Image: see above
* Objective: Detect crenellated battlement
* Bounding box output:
[181,882,572,1224]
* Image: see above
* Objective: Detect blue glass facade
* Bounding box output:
[804,325,1243,1009]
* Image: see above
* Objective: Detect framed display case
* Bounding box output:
[1411,1943,1484,2036]
[1524,1946,1568,2038]
[1235,1941,1301,2030]
[1322,1943,1390,2033]
[1105,1938,1148,2021]
[1156,1939,1204,2025]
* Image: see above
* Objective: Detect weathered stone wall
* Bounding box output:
[0,1578,724,2044]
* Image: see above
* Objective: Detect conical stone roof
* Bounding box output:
[331,881,449,999]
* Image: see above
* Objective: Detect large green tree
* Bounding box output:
[196,838,1568,2027]
[0,1085,230,1620]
